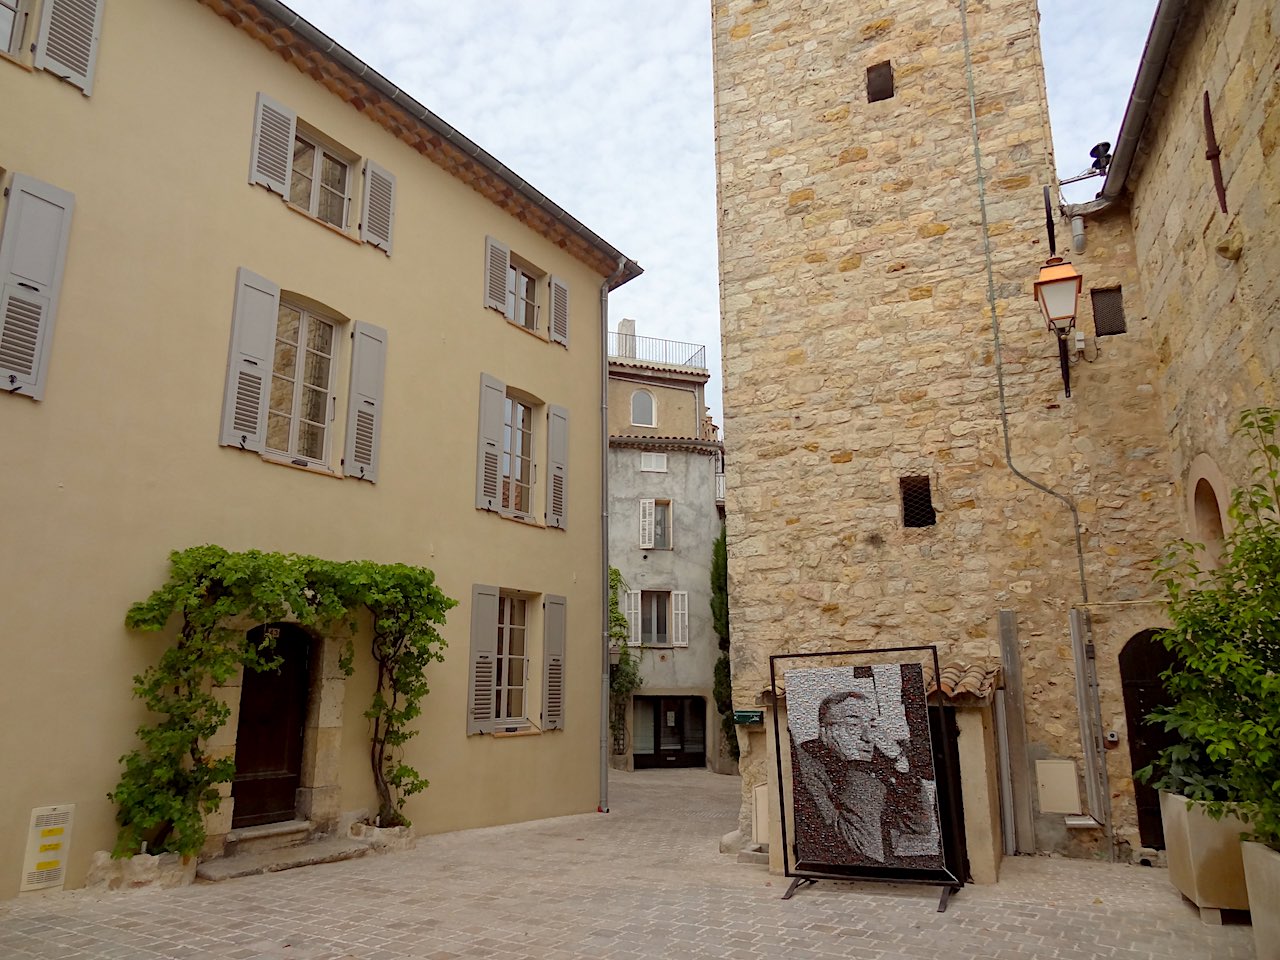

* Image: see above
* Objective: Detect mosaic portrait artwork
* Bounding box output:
[785,662,944,872]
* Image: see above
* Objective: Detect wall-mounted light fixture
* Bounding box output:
[1037,186,1084,397]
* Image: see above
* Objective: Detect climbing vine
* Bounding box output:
[112,546,454,858]
[607,567,641,752]
[710,524,739,762]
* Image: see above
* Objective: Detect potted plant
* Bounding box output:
[1140,408,1280,936]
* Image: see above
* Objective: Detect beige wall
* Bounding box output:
[607,374,703,437]
[712,0,1181,858]
[0,0,616,896]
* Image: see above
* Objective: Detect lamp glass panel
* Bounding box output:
[1038,279,1080,322]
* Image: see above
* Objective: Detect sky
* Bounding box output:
[284,1,1159,430]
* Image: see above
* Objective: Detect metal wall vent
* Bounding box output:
[20,805,74,893]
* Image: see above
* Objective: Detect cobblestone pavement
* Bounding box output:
[0,769,1254,960]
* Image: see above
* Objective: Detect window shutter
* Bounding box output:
[466,584,500,735]
[248,93,297,197]
[34,0,104,96]
[624,590,641,647]
[360,160,396,254]
[543,595,567,731]
[672,592,689,647]
[0,175,75,401]
[546,404,569,529]
[639,498,656,549]
[549,276,569,346]
[219,268,279,452]
[343,321,387,482]
[483,236,510,313]
[476,373,507,513]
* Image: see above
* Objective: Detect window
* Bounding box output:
[467,586,567,734]
[632,389,656,426]
[1091,287,1126,336]
[483,237,569,345]
[624,590,689,647]
[1,0,23,56]
[900,475,937,528]
[640,498,672,549]
[267,302,336,463]
[868,61,894,102]
[640,452,668,472]
[249,93,396,252]
[290,131,349,228]
[476,374,569,527]
[220,268,387,481]
[0,174,74,402]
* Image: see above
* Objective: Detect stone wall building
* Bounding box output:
[607,322,732,772]
[711,0,1277,875]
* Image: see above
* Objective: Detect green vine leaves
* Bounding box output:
[112,546,455,858]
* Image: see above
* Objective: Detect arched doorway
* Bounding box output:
[231,623,312,828]
[1119,629,1179,849]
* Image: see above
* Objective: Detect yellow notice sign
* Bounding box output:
[41,827,64,838]
[35,860,59,871]
[39,843,62,852]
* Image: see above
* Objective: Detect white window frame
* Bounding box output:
[502,391,537,518]
[640,590,671,646]
[506,258,541,332]
[653,499,672,549]
[266,300,340,466]
[631,389,656,427]
[1,0,27,56]
[290,128,352,229]
[640,452,668,473]
[495,592,530,724]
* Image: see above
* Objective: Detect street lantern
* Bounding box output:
[1034,256,1083,333]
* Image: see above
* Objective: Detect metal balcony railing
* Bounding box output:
[715,473,725,502]
[609,332,707,371]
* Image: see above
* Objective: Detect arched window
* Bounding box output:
[631,390,655,427]
[1193,478,1226,566]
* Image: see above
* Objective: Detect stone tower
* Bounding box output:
[712,0,1179,863]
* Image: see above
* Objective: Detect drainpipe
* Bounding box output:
[599,258,628,814]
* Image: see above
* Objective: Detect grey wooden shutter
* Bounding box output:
[0,175,75,401]
[639,498,656,548]
[360,160,396,254]
[546,404,569,529]
[484,236,509,313]
[34,0,104,96]
[248,93,296,197]
[624,590,641,646]
[476,373,507,512]
[343,321,387,482]
[549,276,569,346]
[219,268,279,451]
[672,592,689,647]
[543,595,567,730]
[467,584,500,735]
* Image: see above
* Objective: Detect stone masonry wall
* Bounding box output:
[713,0,1183,855]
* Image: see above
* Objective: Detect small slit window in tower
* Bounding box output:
[900,476,937,528]
[1091,287,1126,336]
[867,61,894,103]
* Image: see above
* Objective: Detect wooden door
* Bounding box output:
[231,624,311,828]
[1119,630,1178,849]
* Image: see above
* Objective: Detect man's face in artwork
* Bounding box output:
[820,694,878,762]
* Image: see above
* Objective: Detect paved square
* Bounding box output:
[0,769,1254,959]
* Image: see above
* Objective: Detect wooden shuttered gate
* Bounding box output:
[483,236,509,314]
[0,176,75,401]
[249,93,297,197]
[219,268,279,451]
[546,405,569,529]
[548,276,569,346]
[542,595,567,730]
[360,160,396,254]
[343,322,387,481]
[34,0,104,95]
[467,584,500,735]
[476,373,506,513]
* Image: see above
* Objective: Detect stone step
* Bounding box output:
[225,819,313,857]
[196,836,369,882]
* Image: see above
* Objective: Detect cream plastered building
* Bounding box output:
[712,0,1277,876]
[0,0,640,897]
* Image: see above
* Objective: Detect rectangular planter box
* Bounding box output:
[1160,791,1249,921]
[1243,841,1280,959]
